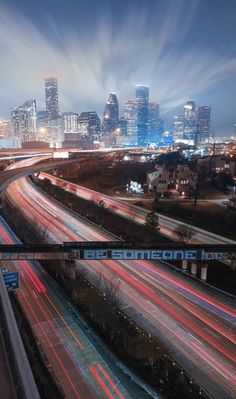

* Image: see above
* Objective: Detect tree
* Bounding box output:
[98,199,106,209]
[189,163,208,205]
[99,273,120,307]
[188,174,199,205]
[145,211,159,231]
[228,196,236,211]
[175,224,194,243]
[213,171,234,191]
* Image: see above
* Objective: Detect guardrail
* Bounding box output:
[0,273,40,399]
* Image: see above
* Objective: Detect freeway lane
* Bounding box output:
[40,172,236,245]
[5,158,236,399]
[0,216,143,399]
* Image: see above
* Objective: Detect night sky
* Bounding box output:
[0,0,235,136]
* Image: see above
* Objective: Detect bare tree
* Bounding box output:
[145,211,159,231]
[98,199,107,209]
[175,224,195,243]
[189,163,208,205]
[101,273,120,307]
[228,196,236,210]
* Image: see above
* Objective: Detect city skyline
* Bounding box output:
[0,0,236,136]
[7,77,213,148]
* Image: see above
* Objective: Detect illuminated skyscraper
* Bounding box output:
[62,112,78,134]
[102,92,119,136]
[123,100,138,137]
[118,118,128,136]
[45,76,59,120]
[148,102,159,142]
[20,99,37,135]
[135,85,149,146]
[78,112,100,139]
[197,106,211,143]
[183,101,197,143]
[11,108,29,141]
[11,99,37,141]
[173,115,184,142]
[0,120,11,138]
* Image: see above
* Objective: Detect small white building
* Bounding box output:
[147,166,169,194]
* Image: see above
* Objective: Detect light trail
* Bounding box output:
[4,156,236,399]
[0,215,134,399]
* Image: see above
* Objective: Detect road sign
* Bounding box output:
[2,271,20,291]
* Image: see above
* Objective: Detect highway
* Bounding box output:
[0,224,151,396]
[4,157,236,399]
[39,173,236,245]
[0,216,143,399]
[0,158,77,193]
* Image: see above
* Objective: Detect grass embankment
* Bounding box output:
[152,200,236,240]
[37,178,171,243]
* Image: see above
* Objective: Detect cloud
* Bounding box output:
[0,0,235,125]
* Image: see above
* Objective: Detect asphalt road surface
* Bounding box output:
[4,158,236,399]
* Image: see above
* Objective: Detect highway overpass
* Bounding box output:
[0,242,235,261]
[0,158,76,192]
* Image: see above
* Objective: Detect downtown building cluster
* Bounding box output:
[102,86,164,148]
[101,88,211,147]
[9,77,101,149]
[3,76,212,149]
[173,101,211,145]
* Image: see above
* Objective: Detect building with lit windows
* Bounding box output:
[20,99,37,136]
[45,76,59,120]
[78,112,100,139]
[183,101,197,143]
[147,165,169,194]
[11,107,29,141]
[37,111,48,130]
[135,85,149,146]
[173,115,184,142]
[62,112,78,134]
[123,100,138,138]
[118,117,128,137]
[197,106,211,143]
[102,92,119,137]
[0,120,11,138]
[63,111,101,149]
[148,102,159,143]
[11,98,37,142]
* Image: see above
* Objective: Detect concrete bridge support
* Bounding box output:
[231,254,236,271]
[182,260,188,272]
[190,262,197,276]
[200,264,208,281]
